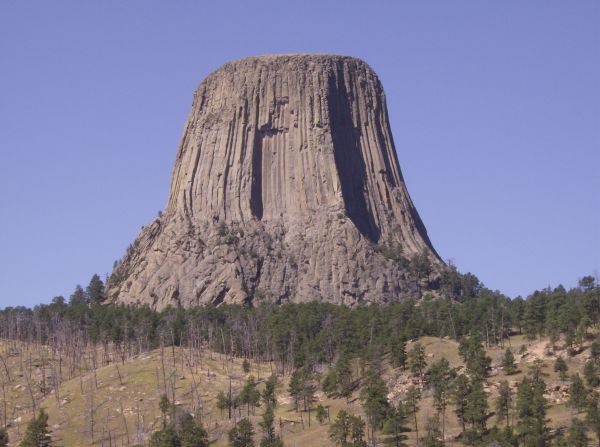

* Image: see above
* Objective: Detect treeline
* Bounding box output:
[1,272,599,374]
[0,272,599,446]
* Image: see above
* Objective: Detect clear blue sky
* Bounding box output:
[1,1,598,307]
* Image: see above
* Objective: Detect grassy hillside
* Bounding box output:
[1,332,598,446]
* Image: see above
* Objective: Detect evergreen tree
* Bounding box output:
[553,357,568,381]
[585,391,600,446]
[217,390,230,418]
[409,250,432,290]
[330,410,366,446]
[0,429,8,447]
[566,418,589,447]
[452,374,470,434]
[242,359,251,374]
[300,370,317,424]
[405,385,421,442]
[458,335,491,380]
[496,380,513,427]
[262,376,277,409]
[390,338,407,370]
[259,406,284,447]
[315,405,328,425]
[528,359,547,385]
[425,357,454,440]
[422,415,444,447]
[329,410,351,446]
[569,374,587,412]
[159,394,171,427]
[382,402,409,447]
[20,409,52,447]
[288,369,303,411]
[516,376,548,446]
[583,358,600,387]
[335,351,354,399]
[321,369,337,398]
[86,274,105,303]
[239,376,261,416]
[502,348,517,375]
[465,378,488,438]
[68,285,86,306]
[180,413,209,447]
[229,418,255,447]
[149,425,180,447]
[408,342,427,384]
[348,414,368,447]
[360,364,390,442]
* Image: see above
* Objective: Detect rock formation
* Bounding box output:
[107,54,442,309]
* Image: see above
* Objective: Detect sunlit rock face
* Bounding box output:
[107,55,441,309]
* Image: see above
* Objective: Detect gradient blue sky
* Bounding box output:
[1,1,598,307]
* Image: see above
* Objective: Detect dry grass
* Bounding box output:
[0,333,598,446]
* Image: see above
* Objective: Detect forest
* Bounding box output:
[0,269,598,446]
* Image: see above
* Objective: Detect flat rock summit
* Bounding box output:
[108,54,442,308]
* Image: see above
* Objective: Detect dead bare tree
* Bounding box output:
[119,399,130,445]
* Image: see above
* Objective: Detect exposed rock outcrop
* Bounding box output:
[108,54,442,308]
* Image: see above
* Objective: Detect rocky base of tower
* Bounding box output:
[108,211,434,309]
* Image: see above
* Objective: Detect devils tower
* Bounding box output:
[108,54,442,309]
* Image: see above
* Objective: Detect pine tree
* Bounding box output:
[496,380,513,427]
[458,335,491,380]
[239,376,261,416]
[502,348,517,375]
[422,415,444,447]
[335,351,354,399]
[465,378,488,437]
[86,274,105,303]
[180,413,209,447]
[585,391,600,446]
[382,402,409,447]
[451,374,470,434]
[329,410,351,446]
[528,359,546,384]
[390,339,407,370]
[217,390,230,418]
[229,418,255,447]
[408,342,427,385]
[20,409,52,447]
[569,374,587,412]
[149,425,180,447]
[583,359,600,387]
[425,357,454,440]
[259,406,284,447]
[159,394,171,427]
[360,364,390,443]
[405,385,421,442]
[567,418,589,447]
[553,357,568,381]
[68,285,86,306]
[262,376,277,409]
[516,376,548,446]
[287,370,303,411]
[315,405,328,425]
[300,370,317,425]
[348,414,368,447]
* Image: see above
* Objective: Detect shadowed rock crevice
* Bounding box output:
[250,130,264,220]
[328,66,380,243]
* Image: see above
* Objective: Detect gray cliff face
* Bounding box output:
[108,54,441,309]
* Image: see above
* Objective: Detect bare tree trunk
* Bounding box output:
[119,399,130,445]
